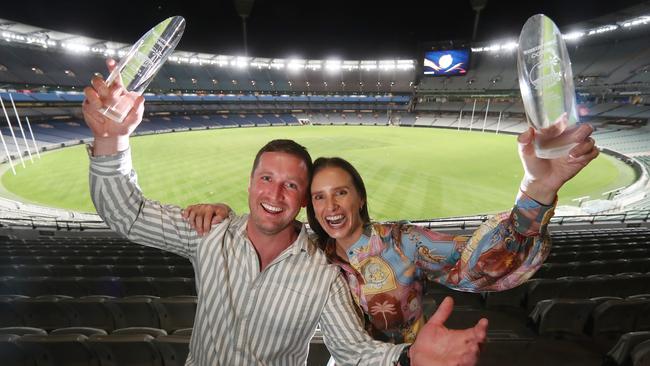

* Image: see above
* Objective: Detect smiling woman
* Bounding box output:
[0,125,636,220]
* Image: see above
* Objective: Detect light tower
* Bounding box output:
[470,0,488,41]
[234,0,255,56]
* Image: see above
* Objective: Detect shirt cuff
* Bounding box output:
[87,144,133,176]
[511,190,556,237]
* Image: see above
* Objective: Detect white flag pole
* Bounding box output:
[0,97,25,168]
[25,117,40,159]
[9,94,34,163]
[0,116,16,175]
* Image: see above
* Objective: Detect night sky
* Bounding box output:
[2,0,648,59]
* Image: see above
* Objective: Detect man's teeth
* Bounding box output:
[261,203,283,213]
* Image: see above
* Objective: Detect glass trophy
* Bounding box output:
[517,14,579,159]
[99,16,185,123]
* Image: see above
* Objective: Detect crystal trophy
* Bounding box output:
[99,16,185,123]
[517,14,579,159]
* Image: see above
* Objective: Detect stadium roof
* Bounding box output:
[0,0,649,59]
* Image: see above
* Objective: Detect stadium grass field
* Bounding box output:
[1,125,636,221]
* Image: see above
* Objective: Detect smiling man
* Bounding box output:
[81,60,489,366]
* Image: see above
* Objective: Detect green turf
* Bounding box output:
[1,126,637,221]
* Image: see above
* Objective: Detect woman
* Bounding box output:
[303,156,553,343]
[184,125,597,344]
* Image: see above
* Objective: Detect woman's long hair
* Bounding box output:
[306,157,371,254]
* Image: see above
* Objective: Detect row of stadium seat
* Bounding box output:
[0,255,190,265]
[0,276,196,297]
[0,264,194,277]
[535,259,650,278]
[530,297,650,348]
[1,295,196,332]
[0,326,189,366]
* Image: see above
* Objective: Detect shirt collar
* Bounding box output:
[233,214,312,256]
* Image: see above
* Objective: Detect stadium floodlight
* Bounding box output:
[360,61,377,71]
[325,60,342,72]
[343,61,359,71]
[307,60,322,70]
[287,59,306,71]
[563,31,585,41]
[379,60,396,71]
[233,57,250,68]
[270,60,285,69]
[397,60,415,70]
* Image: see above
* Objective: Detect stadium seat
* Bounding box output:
[61,296,116,331]
[171,265,194,278]
[605,331,650,366]
[112,327,167,337]
[0,295,27,327]
[14,295,75,331]
[17,333,97,366]
[154,296,197,332]
[632,340,650,366]
[106,296,161,329]
[591,299,649,349]
[530,299,596,337]
[81,277,126,297]
[154,334,190,366]
[51,327,108,337]
[0,334,29,366]
[139,265,174,277]
[88,333,164,366]
[121,277,158,296]
[151,277,196,297]
[111,265,144,277]
[172,328,192,336]
[0,327,47,336]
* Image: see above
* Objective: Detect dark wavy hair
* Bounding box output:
[306,157,370,253]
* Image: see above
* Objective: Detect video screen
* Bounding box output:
[423,49,470,76]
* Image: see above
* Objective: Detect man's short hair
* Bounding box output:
[251,139,313,182]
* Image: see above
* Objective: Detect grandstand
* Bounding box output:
[0,3,649,366]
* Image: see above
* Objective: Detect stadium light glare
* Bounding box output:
[379,60,396,71]
[621,15,650,28]
[270,60,285,69]
[234,57,250,68]
[397,60,415,70]
[61,42,90,54]
[343,61,359,71]
[588,24,618,35]
[307,60,322,71]
[501,41,518,51]
[287,59,305,71]
[563,31,585,41]
[326,60,342,72]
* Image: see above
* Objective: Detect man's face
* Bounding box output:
[248,152,309,236]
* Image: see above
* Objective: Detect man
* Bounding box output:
[83,59,487,366]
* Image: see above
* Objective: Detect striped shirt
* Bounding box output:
[89,148,406,365]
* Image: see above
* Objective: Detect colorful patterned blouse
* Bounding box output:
[326,191,555,343]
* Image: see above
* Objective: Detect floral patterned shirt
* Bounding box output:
[327,191,555,343]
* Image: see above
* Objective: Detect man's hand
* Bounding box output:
[410,297,488,366]
[182,203,232,236]
[518,114,599,205]
[82,59,145,155]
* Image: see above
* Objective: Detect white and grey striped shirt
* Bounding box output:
[89,148,406,365]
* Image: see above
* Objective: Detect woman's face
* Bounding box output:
[311,166,365,247]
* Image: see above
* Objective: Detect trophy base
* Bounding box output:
[534,142,578,159]
[98,106,127,123]
[533,123,581,159]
